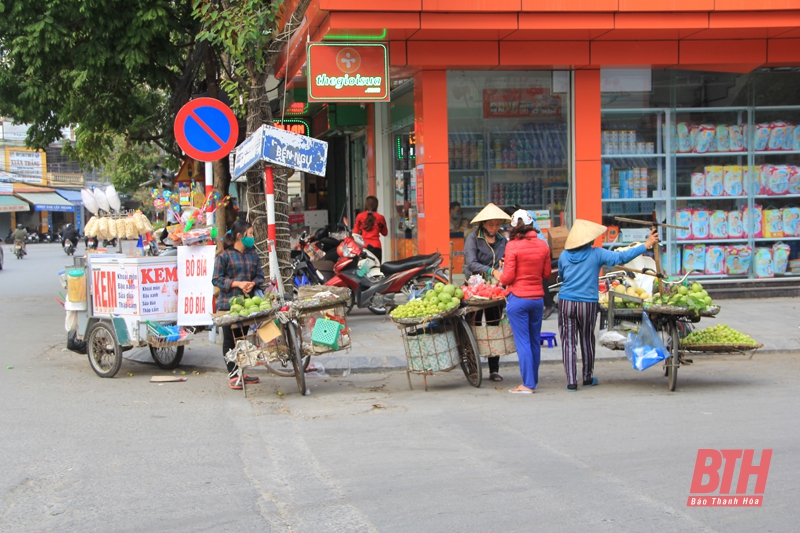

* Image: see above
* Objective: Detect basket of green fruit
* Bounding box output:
[645,281,719,316]
[680,324,762,352]
[212,294,278,326]
[390,283,464,327]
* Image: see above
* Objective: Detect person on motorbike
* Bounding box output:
[12,224,28,255]
[61,223,79,250]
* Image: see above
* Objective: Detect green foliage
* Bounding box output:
[100,135,178,194]
[0,0,197,164]
[192,0,283,116]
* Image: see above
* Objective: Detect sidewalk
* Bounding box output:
[126,298,800,372]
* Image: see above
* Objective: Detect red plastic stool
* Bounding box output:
[540,332,558,348]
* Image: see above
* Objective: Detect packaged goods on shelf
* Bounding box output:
[725,246,752,275]
[675,209,693,240]
[692,210,710,240]
[784,207,800,236]
[691,173,705,197]
[754,247,774,278]
[705,166,724,196]
[743,205,763,238]
[744,166,762,195]
[705,245,726,275]
[774,243,791,274]
[709,210,728,239]
[723,166,743,196]
[683,244,706,274]
[763,208,784,238]
[728,210,744,238]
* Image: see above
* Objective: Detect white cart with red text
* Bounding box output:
[73,254,195,377]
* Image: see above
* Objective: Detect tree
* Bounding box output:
[193,0,312,288]
[101,134,178,194]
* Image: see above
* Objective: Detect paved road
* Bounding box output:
[1,244,797,532]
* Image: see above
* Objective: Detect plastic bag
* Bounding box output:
[624,312,669,371]
[67,331,87,355]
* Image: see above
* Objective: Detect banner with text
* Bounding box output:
[177,245,215,326]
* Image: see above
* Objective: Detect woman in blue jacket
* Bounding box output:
[557,220,658,391]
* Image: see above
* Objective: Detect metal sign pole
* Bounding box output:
[205,161,214,226]
[264,166,284,295]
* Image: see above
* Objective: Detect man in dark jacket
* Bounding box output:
[61,223,79,248]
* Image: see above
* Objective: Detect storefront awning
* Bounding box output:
[0,195,30,212]
[15,192,74,212]
[56,189,83,205]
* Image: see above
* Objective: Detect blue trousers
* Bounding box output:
[506,294,544,389]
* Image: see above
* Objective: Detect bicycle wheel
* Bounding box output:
[263,325,311,377]
[456,317,482,387]
[666,320,679,391]
[287,322,308,396]
[87,321,122,378]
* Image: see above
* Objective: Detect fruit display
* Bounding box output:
[648,281,714,312]
[462,275,509,300]
[682,324,758,347]
[391,283,463,320]
[599,280,651,308]
[225,294,276,318]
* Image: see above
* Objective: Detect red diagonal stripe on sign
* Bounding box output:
[188,110,226,148]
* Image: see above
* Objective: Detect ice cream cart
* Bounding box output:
[68,254,190,378]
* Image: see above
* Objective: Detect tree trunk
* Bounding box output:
[244,0,314,293]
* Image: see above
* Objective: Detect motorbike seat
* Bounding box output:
[380,253,440,276]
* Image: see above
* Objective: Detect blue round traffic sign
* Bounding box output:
[174,98,239,162]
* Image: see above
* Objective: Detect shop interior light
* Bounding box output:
[284,102,308,115]
[323,29,387,41]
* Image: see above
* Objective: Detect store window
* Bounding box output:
[390,83,417,261]
[446,71,572,250]
[601,69,800,280]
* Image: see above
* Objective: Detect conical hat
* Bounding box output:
[470,203,511,225]
[564,219,608,250]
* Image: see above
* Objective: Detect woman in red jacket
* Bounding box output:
[493,210,552,394]
[353,196,388,262]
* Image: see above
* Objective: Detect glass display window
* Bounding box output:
[446,71,572,240]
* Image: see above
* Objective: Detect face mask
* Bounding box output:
[241,236,255,249]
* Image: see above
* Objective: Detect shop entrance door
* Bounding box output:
[349,133,367,220]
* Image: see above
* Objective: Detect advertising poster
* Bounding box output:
[177,245,214,326]
[138,261,179,316]
[482,88,562,119]
[91,264,140,316]
[307,43,390,102]
[5,148,46,183]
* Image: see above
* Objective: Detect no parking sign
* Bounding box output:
[174,98,239,162]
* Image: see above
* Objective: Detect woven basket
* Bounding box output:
[391,304,461,327]
[402,326,459,373]
[680,342,762,353]
[472,321,516,357]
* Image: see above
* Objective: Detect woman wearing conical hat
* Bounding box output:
[557,220,659,392]
[463,203,511,382]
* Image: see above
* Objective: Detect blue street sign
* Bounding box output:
[233,125,328,179]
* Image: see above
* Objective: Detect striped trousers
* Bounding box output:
[558,299,599,386]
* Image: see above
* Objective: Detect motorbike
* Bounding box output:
[324,218,448,315]
[85,236,98,251]
[26,233,39,244]
[14,241,24,259]
[63,240,76,256]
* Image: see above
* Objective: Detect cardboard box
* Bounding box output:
[547,226,569,259]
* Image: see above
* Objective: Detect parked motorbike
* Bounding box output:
[26,233,39,244]
[14,241,24,259]
[324,218,448,315]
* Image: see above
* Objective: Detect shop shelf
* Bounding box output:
[754,194,800,199]
[601,198,667,203]
[753,237,800,242]
[675,152,749,158]
[754,150,800,156]
[674,196,747,201]
[601,154,665,159]
[675,238,748,244]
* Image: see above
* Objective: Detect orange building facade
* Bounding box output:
[276,1,800,281]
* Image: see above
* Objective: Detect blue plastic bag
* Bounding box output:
[624,312,669,371]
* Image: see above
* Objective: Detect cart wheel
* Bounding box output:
[667,320,679,391]
[287,323,308,395]
[456,317,482,387]
[149,345,184,370]
[87,321,122,378]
